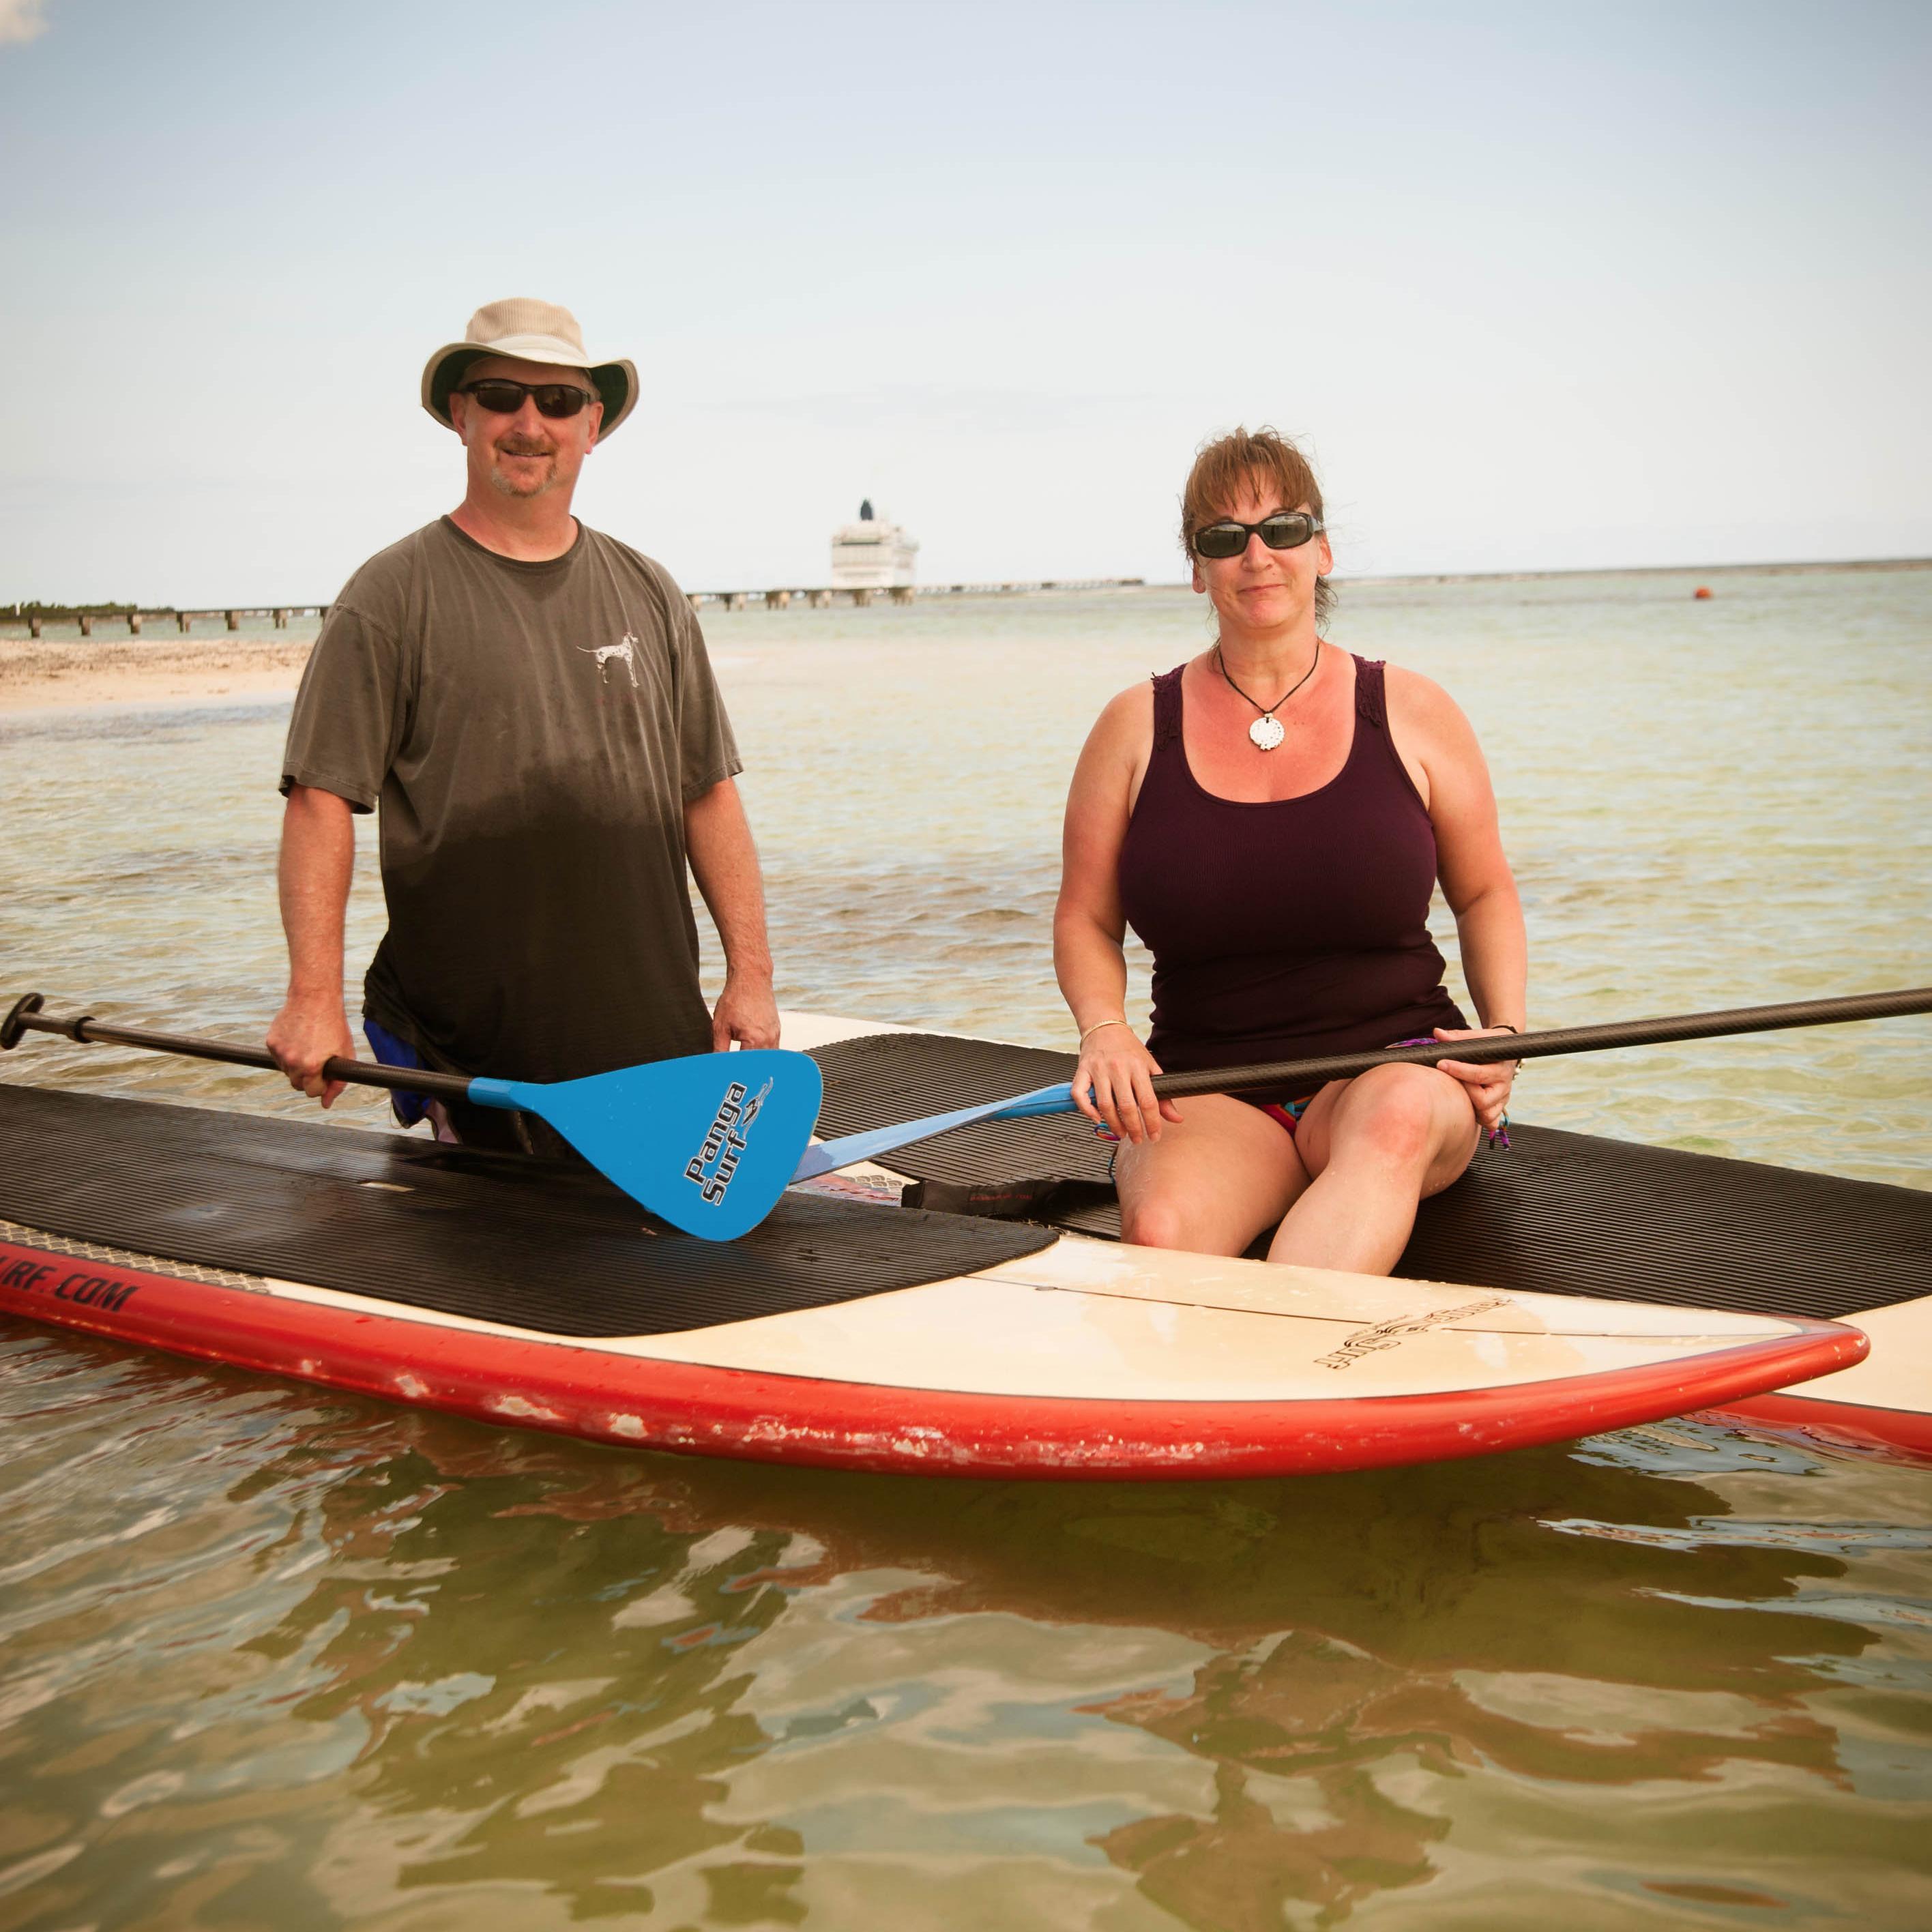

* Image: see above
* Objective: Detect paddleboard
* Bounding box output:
[793,1010,1932,1467]
[1703,1300,1932,1462]
[0,1010,1867,1480]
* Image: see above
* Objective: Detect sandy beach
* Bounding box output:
[0,630,312,712]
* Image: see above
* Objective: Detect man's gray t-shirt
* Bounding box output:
[281,516,741,1083]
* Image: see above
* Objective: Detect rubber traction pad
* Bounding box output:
[0,1083,1054,1339]
[806,1032,1932,1322]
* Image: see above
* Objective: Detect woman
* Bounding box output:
[1054,427,1526,1275]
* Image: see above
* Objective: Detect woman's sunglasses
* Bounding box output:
[1191,512,1324,560]
[457,379,601,420]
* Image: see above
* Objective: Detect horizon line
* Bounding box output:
[5,553,1927,618]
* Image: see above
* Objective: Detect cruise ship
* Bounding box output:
[829,500,918,589]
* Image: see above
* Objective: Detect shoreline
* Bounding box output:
[0,634,312,715]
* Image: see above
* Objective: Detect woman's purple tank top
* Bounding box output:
[1117,654,1465,1085]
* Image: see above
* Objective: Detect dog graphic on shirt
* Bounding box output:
[579,632,641,688]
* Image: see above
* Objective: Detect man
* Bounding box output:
[268,297,778,1150]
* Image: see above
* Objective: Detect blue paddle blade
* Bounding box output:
[471,1050,823,1241]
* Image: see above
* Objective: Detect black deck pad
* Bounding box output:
[807,1032,1932,1322]
[810,1032,1116,1222]
[0,1084,1054,1339]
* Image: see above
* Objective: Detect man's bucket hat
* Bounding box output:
[421,298,639,437]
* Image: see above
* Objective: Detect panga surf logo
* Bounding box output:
[685,1078,773,1204]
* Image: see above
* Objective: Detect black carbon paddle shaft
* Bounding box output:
[1147,986,1932,1099]
[2,998,473,1100]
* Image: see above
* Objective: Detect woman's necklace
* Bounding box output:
[1214,639,1321,751]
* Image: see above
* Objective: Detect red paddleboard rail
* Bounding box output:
[1699,1391,1932,1466]
[0,1236,1868,1481]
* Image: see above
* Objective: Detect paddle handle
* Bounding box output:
[1136,986,1932,1100]
[1,994,475,1101]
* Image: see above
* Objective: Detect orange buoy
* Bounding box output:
[1693,585,1714,599]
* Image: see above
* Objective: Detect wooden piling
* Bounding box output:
[29,617,41,639]
[128,613,143,634]
[809,589,832,609]
[78,614,93,636]
[851,587,873,608]
[889,585,915,605]
[224,611,239,631]
[273,609,288,629]
[764,589,791,610]
[178,612,192,633]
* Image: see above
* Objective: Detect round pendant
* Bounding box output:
[1249,713,1285,751]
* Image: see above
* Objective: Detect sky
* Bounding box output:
[2,0,1928,602]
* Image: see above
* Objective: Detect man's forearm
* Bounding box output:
[280,785,355,1000]
[684,778,772,978]
[269,785,357,1102]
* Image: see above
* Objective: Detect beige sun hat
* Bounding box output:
[420,297,639,436]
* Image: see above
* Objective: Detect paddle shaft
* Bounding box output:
[2,1001,474,1101]
[793,984,1932,1175]
[1138,986,1932,1102]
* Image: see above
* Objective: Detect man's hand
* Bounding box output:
[710,971,780,1052]
[267,993,355,1107]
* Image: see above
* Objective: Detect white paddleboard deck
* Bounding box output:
[0,1208,1863,1478]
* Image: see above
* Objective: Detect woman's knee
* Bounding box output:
[1341,1067,1458,1169]
[1119,1194,1197,1250]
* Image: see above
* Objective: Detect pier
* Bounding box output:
[9,579,1145,636]
[15,605,331,639]
[682,576,1143,613]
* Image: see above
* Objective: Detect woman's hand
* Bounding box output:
[1072,1022,1184,1145]
[1429,1024,1520,1135]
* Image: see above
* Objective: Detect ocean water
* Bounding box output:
[1,565,1929,1928]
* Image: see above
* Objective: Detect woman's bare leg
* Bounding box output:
[1266,1064,1480,1275]
[1113,1094,1311,1257]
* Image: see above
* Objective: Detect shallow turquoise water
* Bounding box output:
[1,566,1929,1927]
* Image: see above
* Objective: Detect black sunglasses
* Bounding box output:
[1192,512,1324,560]
[456,379,601,420]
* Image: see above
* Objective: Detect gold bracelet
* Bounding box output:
[1079,1018,1133,1046]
